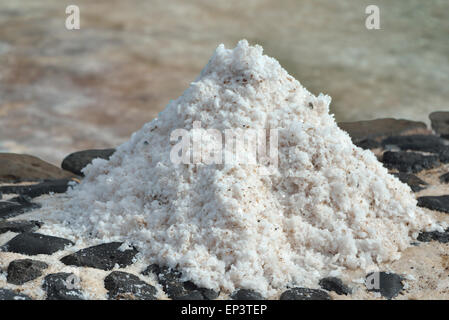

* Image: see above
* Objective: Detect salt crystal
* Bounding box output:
[52,40,440,297]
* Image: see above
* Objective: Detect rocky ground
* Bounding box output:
[0,113,449,300]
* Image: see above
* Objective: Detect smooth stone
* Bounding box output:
[7,259,48,285]
[231,289,264,300]
[1,232,73,255]
[382,135,449,163]
[60,242,137,271]
[417,229,449,243]
[0,288,31,300]
[354,138,381,150]
[280,287,331,300]
[0,196,41,219]
[0,153,74,183]
[172,290,206,300]
[61,148,115,176]
[382,151,439,173]
[438,148,449,163]
[0,179,76,199]
[104,271,157,300]
[338,118,428,143]
[142,264,219,300]
[319,277,351,295]
[417,195,449,213]
[42,273,84,300]
[440,172,449,184]
[429,111,449,138]
[365,272,404,299]
[0,220,42,234]
[382,135,446,153]
[391,172,428,192]
[183,281,220,300]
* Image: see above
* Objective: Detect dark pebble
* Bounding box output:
[61,148,115,176]
[417,228,449,243]
[0,288,31,300]
[0,196,40,219]
[440,148,449,163]
[354,139,381,150]
[417,195,449,213]
[1,232,73,255]
[382,135,449,163]
[60,242,137,271]
[319,277,351,295]
[391,172,428,192]
[104,271,157,300]
[0,153,74,183]
[429,111,449,139]
[0,179,75,199]
[382,135,445,153]
[338,119,427,142]
[7,259,48,285]
[142,264,219,300]
[183,281,219,300]
[440,172,449,184]
[382,151,439,173]
[231,289,264,300]
[280,287,331,300]
[43,273,84,300]
[172,290,206,300]
[0,220,42,234]
[365,272,404,299]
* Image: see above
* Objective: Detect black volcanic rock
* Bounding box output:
[391,172,428,192]
[382,135,446,153]
[43,273,84,300]
[354,139,381,150]
[62,149,115,176]
[1,232,73,255]
[0,179,75,199]
[0,153,74,183]
[231,289,264,300]
[104,271,157,300]
[429,111,449,139]
[365,272,404,299]
[0,196,40,219]
[60,242,138,270]
[439,148,449,163]
[142,264,219,300]
[440,172,449,184]
[7,259,48,285]
[0,288,31,300]
[417,195,449,213]
[382,135,449,163]
[382,151,439,173]
[0,220,42,234]
[417,229,449,243]
[319,277,351,295]
[280,287,331,300]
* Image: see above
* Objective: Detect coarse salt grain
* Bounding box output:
[50,40,440,297]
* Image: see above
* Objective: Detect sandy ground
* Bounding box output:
[0,0,448,165]
[1,162,448,300]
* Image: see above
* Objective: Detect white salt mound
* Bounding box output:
[57,40,437,297]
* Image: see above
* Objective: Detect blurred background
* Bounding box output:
[0,0,448,165]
